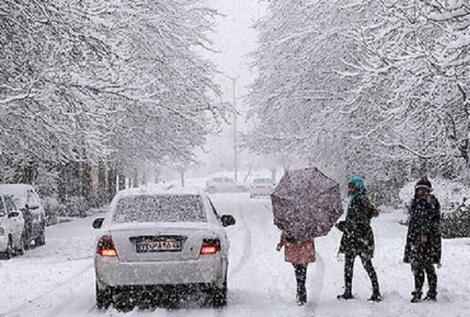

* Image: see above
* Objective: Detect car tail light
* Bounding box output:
[97,235,118,257]
[200,239,221,255]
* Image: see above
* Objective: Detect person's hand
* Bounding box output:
[336,221,345,232]
[276,243,283,252]
[420,235,428,245]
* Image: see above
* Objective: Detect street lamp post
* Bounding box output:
[222,74,239,181]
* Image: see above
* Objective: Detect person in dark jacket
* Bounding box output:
[404,178,441,303]
[336,177,382,301]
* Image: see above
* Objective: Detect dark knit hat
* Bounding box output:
[415,177,432,190]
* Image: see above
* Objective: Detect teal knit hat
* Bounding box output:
[348,177,367,204]
[348,176,367,192]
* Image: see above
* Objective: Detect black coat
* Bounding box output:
[404,194,442,265]
[338,195,378,258]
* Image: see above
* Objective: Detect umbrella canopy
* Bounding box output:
[271,167,343,240]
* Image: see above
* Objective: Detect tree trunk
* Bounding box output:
[180,171,185,187]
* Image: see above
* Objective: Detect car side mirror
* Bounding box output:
[221,215,236,227]
[8,211,20,218]
[92,218,105,229]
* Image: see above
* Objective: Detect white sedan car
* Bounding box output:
[93,188,235,309]
[0,194,25,259]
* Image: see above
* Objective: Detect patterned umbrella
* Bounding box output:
[271,167,343,240]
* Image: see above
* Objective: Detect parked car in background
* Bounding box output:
[249,178,275,198]
[93,187,236,310]
[0,184,46,249]
[0,194,25,259]
[205,177,247,194]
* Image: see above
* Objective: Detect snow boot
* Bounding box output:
[296,286,307,306]
[410,291,422,303]
[337,291,354,300]
[368,291,382,302]
[296,296,306,306]
[423,292,437,302]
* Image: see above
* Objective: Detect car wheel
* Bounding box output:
[96,282,113,309]
[16,234,25,256]
[211,277,227,307]
[113,291,135,312]
[0,236,14,260]
[34,228,46,246]
[23,236,31,250]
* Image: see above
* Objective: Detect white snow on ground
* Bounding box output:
[1,194,469,317]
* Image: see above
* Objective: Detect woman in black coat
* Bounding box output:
[336,177,381,301]
[404,178,441,303]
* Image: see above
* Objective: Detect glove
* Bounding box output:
[336,221,346,232]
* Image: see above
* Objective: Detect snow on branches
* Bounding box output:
[0,0,224,184]
[346,0,470,170]
[248,0,469,184]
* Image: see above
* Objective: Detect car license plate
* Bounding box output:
[136,238,182,253]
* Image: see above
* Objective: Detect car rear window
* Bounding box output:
[112,194,207,223]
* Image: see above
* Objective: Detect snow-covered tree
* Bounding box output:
[247,0,370,180]
[345,0,470,175]
[0,0,225,199]
[248,0,469,193]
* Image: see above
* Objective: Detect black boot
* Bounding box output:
[410,290,422,303]
[337,290,354,300]
[368,290,382,302]
[368,274,381,302]
[423,291,437,302]
[296,285,307,306]
[424,264,438,302]
[296,295,306,306]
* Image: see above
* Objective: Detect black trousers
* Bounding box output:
[344,253,379,293]
[293,264,307,301]
[411,262,437,295]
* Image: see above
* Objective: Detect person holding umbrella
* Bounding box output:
[276,231,315,306]
[336,177,382,302]
[271,167,344,306]
[404,178,441,303]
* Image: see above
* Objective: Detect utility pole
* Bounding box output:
[222,74,240,181]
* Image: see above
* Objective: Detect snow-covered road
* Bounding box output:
[1,194,469,317]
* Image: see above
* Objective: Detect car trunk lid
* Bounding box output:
[109,223,218,263]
